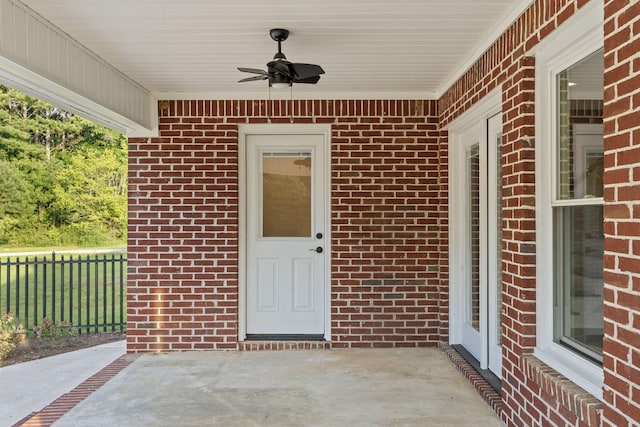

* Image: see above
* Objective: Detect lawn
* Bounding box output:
[0,251,127,333]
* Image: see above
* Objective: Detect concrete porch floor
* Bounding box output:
[53,347,500,426]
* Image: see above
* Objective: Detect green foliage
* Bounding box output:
[34,317,78,338]
[0,312,24,359]
[50,149,127,239]
[0,161,36,244]
[0,85,127,247]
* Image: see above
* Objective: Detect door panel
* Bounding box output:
[452,112,502,379]
[256,258,278,311]
[292,258,314,311]
[246,133,326,335]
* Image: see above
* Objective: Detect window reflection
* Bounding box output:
[554,48,604,361]
[262,153,312,238]
[556,50,604,200]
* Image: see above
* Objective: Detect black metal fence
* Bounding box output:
[0,251,127,333]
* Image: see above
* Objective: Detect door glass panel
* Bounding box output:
[495,133,502,345]
[467,144,481,331]
[262,152,312,238]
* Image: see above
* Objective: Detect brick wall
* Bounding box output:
[438,0,630,425]
[438,0,640,425]
[127,99,443,352]
[602,0,640,425]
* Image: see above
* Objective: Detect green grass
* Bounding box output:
[0,251,127,333]
[0,244,126,254]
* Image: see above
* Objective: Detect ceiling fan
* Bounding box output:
[238,28,325,89]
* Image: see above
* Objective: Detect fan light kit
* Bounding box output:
[238,28,325,89]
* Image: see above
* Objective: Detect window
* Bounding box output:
[554,50,604,362]
[534,0,604,398]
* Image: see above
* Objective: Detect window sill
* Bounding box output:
[522,354,603,426]
[534,344,603,398]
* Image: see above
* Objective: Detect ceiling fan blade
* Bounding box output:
[239,75,268,83]
[289,63,325,80]
[293,75,321,84]
[237,67,268,75]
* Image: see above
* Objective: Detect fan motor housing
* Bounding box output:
[270,28,289,42]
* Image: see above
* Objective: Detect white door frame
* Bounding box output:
[486,112,503,376]
[447,88,502,375]
[238,124,332,341]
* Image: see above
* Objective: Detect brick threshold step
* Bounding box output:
[240,337,330,351]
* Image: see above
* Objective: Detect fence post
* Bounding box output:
[5,258,10,315]
[51,251,56,322]
[34,256,39,327]
[15,259,20,321]
[42,255,47,320]
[69,255,74,326]
[60,254,65,324]
[94,256,98,333]
[25,257,30,329]
[102,254,107,332]
[119,253,124,332]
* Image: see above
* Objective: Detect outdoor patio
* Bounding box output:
[28,347,500,426]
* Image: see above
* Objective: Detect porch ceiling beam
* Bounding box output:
[0,0,157,136]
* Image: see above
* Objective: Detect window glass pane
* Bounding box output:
[466,144,480,331]
[555,205,604,359]
[262,152,312,238]
[556,48,604,200]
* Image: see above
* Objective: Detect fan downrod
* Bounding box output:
[270,28,289,42]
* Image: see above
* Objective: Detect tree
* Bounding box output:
[50,148,127,241]
[0,85,128,247]
[0,161,35,243]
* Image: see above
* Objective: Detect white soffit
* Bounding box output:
[0,0,155,135]
[20,0,533,101]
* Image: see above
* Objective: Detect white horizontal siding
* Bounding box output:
[0,0,153,133]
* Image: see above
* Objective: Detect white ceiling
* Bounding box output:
[21,0,532,100]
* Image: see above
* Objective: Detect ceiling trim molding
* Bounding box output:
[435,0,535,98]
[153,91,438,101]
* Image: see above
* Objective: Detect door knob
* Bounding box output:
[309,246,323,253]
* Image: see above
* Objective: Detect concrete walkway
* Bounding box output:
[0,340,125,427]
[52,348,499,426]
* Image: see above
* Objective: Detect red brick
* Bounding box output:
[129,99,442,353]
[126,1,640,426]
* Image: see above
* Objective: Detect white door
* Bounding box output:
[451,112,503,378]
[245,132,327,336]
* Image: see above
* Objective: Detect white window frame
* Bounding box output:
[533,0,604,399]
